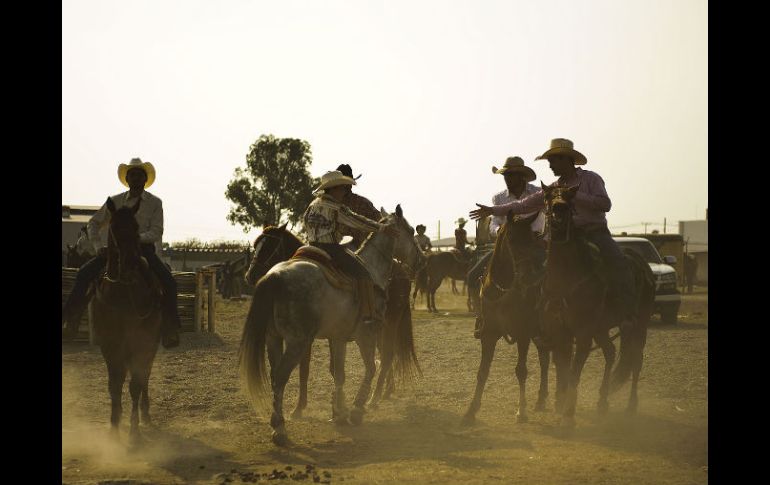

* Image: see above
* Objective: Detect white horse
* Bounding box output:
[239,205,422,446]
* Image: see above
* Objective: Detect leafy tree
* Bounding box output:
[226,134,319,233]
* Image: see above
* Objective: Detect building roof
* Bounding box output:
[62,214,92,224]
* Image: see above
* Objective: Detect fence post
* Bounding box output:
[207,269,216,333]
[195,270,203,332]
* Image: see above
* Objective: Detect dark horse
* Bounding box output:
[65,244,86,268]
[244,222,422,417]
[462,212,550,425]
[412,251,471,313]
[540,184,655,427]
[92,197,163,445]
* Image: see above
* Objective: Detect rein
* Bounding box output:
[103,225,158,319]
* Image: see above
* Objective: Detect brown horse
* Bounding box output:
[244,223,422,417]
[412,251,471,313]
[92,197,163,445]
[462,212,550,425]
[540,184,655,427]
[65,244,86,268]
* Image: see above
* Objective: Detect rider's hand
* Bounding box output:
[470,203,493,220]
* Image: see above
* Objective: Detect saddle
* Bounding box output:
[289,246,355,292]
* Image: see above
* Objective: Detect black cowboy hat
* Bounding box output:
[336,164,362,180]
[416,224,426,231]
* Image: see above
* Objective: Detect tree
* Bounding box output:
[225,134,319,233]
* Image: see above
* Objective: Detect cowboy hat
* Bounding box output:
[534,138,587,165]
[336,163,362,180]
[118,157,156,188]
[456,217,468,226]
[491,156,536,181]
[313,170,357,195]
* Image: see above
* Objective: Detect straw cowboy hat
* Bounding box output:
[534,138,587,165]
[313,170,357,195]
[118,157,156,188]
[456,217,468,226]
[491,156,536,181]
[336,163,362,180]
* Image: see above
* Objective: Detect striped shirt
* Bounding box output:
[303,194,384,244]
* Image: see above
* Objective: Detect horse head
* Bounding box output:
[245,222,302,285]
[541,182,580,243]
[105,196,142,282]
[379,204,425,271]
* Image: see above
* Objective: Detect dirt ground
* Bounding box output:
[62,282,708,485]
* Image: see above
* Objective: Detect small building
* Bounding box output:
[62,205,100,265]
[679,219,708,284]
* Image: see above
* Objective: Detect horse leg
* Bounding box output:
[128,373,144,446]
[552,343,571,414]
[534,346,551,412]
[291,343,312,419]
[451,279,458,295]
[106,360,127,439]
[266,335,283,387]
[351,331,377,425]
[595,332,617,416]
[461,334,498,426]
[269,338,308,446]
[329,339,349,424]
[368,336,392,408]
[383,370,395,399]
[627,332,645,415]
[515,338,530,423]
[561,336,592,428]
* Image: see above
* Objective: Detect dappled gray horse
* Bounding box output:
[239,205,421,446]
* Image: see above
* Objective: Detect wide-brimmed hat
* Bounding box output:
[118,157,156,188]
[313,170,357,195]
[336,164,362,180]
[491,156,536,181]
[456,217,468,226]
[415,224,426,232]
[534,138,587,165]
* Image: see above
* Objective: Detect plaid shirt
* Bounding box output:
[303,194,382,244]
[340,191,382,246]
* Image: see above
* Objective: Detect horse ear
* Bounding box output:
[132,198,141,214]
[380,207,388,218]
[396,204,403,218]
[106,197,116,214]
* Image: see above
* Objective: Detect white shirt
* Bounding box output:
[88,191,164,256]
[489,184,545,237]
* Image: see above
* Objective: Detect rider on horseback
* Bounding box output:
[62,158,181,348]
[334,163,383,251]
[303,170,400,328]
[414,224,432,253]
[468,156,546,338]
[470,138,638,335]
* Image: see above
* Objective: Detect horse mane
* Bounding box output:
[260,225,304,246]
[482,222,514,290]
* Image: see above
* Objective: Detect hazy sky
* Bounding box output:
[62,0,707,244]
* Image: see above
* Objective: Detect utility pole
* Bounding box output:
[663,217,667,234]
[642,222,651,234]
[437,220,440,243]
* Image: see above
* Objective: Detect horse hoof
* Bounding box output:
[128,432,144,450]
[460,414,475,427]
[516,413,529,424]
[290,408,303,420]
[349,408,364,426]
[272,431,290,447]
[597,402,609,416]
[560,416,576,429]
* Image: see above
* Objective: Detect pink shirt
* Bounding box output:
[490,168,611,228]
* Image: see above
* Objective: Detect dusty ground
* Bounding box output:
[62,283,708,485]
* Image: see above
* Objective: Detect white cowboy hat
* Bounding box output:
[491,156,537,181]
[313,170,357,195]
[118,157,156,188]
[534,138,587,165]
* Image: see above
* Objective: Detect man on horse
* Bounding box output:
[467,156,546,338]
[62,158,181,348]
[414,224,432,253]
[470,138,638,334]
[303,170,400,328]
[334,163,383,251]
[455,218,471,258]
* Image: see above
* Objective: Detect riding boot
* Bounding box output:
[358,279,379,330]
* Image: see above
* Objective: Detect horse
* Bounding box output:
[540,183,655,427]
[239,205,422,445]
[412,250,471,313]
[244,223,423,415]
[91,197,163,445]
[462,212,550,426]
[65,244,85,268]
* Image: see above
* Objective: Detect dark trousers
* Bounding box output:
[580,226,636,318]
[310,242,371,279]
[64,246,180,330]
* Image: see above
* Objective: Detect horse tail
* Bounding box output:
[611,250,655,392]
[386,277,422,384]
[239,272,280,411]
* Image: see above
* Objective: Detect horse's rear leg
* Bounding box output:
[515,339,530,423]
[351,332,377,425]
[291,343,312,419]
[462,334,498,426]
[627,329,646,415]
[270,339,308,446]
[561,336,592,428]
[368,340,392,408]
[329,339,349,424]
[595,332,617,416]
[106,361,127,438]
[534,346,550,412]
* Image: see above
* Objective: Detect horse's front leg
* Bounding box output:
[329,338,349,424]
[561,335,592,428]
[351,329,377,425]
[595,331,616,416]
[515,338,530,423]
[462,333,498,426]
[290,343,312,419]
[105,360,127,440]
[534,345,551,412]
